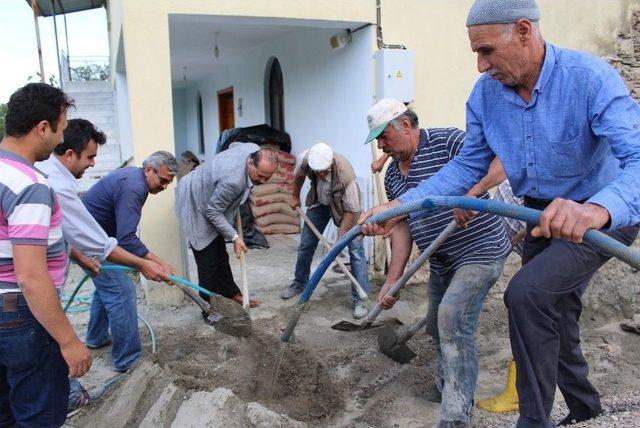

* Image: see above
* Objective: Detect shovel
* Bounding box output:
[378,313,428,363]
[331,219,459,332]
[296,207,368,300]
[81,265,252,337]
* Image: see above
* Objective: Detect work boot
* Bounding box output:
[477,359,519,413]
[280,283,303,300]
[557,407,603,426]
[353,301,368,319]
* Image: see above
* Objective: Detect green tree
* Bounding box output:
[0,103,6,139]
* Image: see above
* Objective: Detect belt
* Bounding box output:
[0,293,28,313]
[523,196,588,210]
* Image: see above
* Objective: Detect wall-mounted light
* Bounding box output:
[214,32,220,59]
[330,30,352,50]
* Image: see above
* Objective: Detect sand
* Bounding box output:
[64,234,640,427]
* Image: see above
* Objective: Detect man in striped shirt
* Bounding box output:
[0,83,91,426]
[366,98,509,427]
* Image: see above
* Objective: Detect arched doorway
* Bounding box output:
[264,57,284,131]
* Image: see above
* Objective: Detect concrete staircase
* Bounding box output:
[64,81,122,193]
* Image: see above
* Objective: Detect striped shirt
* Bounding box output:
[385,128,510,275]
[0,150,66,292]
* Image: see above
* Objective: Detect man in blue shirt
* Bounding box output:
[82,151,177,372]
[360,1,640,427]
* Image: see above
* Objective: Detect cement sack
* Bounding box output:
[252,183,293,196]
[250,193,293,206]
[262,145,295,164]
[256,224,301,235]
[254,212,300,227]
[250,202,296,218]
[277,162,295,174]
[267,171,295,184]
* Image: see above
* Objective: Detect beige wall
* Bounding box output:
[106,0,640,279]
[380,0,640,130]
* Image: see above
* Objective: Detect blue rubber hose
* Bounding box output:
[281,196,640,342]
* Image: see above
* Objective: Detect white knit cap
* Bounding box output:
[308,143,334,171]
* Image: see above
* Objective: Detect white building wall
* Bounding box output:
[171,25,375,255]
[172,26,374,179]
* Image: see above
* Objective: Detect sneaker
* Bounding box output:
[280,284,303,300]
[557,408,603,426]
[353,301,368,319]
[86,338,112,350]
[67,382,107,413]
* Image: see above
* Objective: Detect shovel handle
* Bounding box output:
[397,314,430,343]
[236,212,250,310]
[296,207,368,300]
[361,220,459,327]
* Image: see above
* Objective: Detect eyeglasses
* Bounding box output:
[152,168,174,186]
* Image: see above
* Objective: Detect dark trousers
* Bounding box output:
[0,294,69,427]
[505,198,639,427]
[191,235,241,300]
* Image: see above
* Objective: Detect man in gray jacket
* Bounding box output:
[176,143,277,307]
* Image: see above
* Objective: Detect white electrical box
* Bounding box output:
[374,49,414,103]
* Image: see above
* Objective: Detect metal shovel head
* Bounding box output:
[377,323,417,364]
[207,295,252,337]
[331,318,402,332]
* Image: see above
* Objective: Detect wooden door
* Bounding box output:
[217,87,235,132]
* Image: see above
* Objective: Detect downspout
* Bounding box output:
[376,0,406,50]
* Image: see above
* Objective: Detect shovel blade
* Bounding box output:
[207,295,252,337]
[377,324,417,364]
[331,318,403,332]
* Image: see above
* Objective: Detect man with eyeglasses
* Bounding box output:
[280,143,371,319]
[81,151,178,373]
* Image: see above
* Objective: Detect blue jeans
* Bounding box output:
[0,295,69,427]
[86,263,140,371]
[293,205,369,302]
[425,259,505,423]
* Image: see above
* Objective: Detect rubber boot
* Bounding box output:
[477,359,519,413]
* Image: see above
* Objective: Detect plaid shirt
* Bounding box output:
[493,180,525,256]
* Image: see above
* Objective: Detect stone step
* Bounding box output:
[88,361,161,427]
[139,383,183,428]
[63,81,111,93]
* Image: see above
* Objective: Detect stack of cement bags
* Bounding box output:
[250,147,301,234]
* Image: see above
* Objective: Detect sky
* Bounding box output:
[0,0,109,103]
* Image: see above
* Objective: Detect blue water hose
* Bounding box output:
[281,196,640,342]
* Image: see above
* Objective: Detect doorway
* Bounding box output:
[217,87,235,132]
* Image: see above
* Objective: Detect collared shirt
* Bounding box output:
[385,129,510,274]
[0,149,66,292]
[294,150,361,212]
[398,43,640,230]
[82,167,150,258]
[36,156,118,261]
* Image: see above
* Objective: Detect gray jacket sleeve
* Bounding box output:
[205,181,243,241]
[57,191,118,261]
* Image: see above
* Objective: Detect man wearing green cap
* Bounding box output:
[360,1,640,427]
[365,98,510,428]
